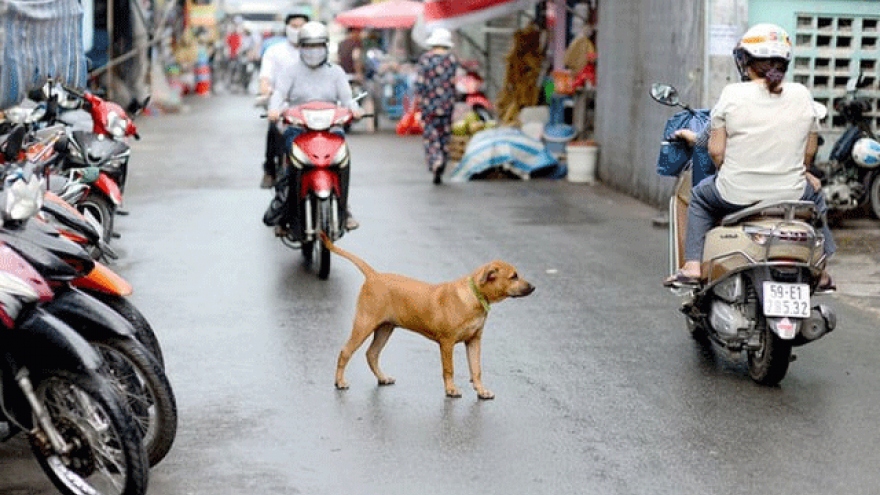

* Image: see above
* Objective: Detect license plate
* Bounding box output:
[763,282,811,318]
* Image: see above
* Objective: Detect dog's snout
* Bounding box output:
[514,282,535,297]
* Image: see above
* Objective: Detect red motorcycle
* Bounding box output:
[456,60,493,121]
[51,83,147,241]
[274,101,356,279]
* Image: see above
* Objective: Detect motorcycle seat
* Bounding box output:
[720,200,818,226]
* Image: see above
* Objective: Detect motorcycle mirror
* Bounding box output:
[649,83,681,107]
[27,88,46,102]
[846,72,863,92]
[353,91,369,103]
[53,135,70,153]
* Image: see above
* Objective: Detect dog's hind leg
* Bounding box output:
[366,324,396,386]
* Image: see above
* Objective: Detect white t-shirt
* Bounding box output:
[710,81,818,205]
[260,41,298,85]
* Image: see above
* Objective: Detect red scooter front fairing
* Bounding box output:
[294,131,346,199]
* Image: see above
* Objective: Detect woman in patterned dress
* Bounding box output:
[414,28,458,184]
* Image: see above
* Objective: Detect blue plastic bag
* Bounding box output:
[656,109,714,185]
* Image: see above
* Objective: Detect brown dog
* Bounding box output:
[322,235,534,399]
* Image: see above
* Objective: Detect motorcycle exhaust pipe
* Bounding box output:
[794,304,837,345]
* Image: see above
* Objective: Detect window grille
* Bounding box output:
[791,14,879,135]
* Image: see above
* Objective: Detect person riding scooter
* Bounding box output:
[664,23,837,291]
[263,21,362,238]
[257,11,310,189]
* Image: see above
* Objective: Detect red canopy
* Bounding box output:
[335,0,423,29]
[422,0,540,29]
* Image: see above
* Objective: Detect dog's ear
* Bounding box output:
[479,265,498,285]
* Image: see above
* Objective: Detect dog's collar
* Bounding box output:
[469,277,491,313]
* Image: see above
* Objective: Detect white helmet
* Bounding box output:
[298,21,329,68]
[734,24,792,79]
[852,137,880,168]
[297,21,328,46]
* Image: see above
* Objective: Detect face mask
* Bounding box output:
[285,25,299,45]
[300,46,328,68]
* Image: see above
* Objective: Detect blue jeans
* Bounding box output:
[684,176,836,262]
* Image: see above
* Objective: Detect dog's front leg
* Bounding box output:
[439,342,461,398]
[466,336,494,400]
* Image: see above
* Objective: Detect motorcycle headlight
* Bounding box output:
[290,143,311,168]
[4,173,44,221]
[105,111,129,138]
[301,109,335,131]
[333,144,350,167]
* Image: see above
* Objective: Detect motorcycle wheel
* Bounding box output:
[868,173,880,220]
[90,292,165,369]
[747,314,793,386]
[92,336,177,467]
[78,194,115,245]
[314,199,332,280]
[29,370,149,495]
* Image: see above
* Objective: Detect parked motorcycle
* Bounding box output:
[456,60,493,121]
[21,81,145,242]
[812,73,880,220]
[0,108,114,259]
[0,154,176,466]
[0,248,150,495]
[52,83,145,240]
[269,100,358,279]
[651,83,837,386]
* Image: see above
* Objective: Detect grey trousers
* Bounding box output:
[684,177,837,262]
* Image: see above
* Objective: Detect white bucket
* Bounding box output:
[566,142,598,183]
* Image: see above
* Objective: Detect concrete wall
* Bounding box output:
[593,0,708,207]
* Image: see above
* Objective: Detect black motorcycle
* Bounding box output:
[0,256,149,495]
[813,73,880,220]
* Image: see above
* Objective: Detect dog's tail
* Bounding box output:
[319,232,376,278]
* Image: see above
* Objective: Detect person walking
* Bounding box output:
[414,28,458,184]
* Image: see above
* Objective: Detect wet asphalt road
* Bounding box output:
[3,94,880,495]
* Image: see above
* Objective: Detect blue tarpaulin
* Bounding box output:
[449,127,560,181]
[1,0,87,109]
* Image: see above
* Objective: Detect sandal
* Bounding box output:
[663,270,701,288]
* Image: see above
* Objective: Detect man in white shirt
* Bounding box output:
[258,12,309,189]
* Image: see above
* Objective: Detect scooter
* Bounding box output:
[812,72,880,220]
[456,60,493,121]
[651,83,837,386]
[269,100,359,279]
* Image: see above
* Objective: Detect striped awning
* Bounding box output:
[422,0,540,30]
[0,0,87,108]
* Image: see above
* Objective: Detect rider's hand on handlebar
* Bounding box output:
[267,110,281,122]
[352,108,365,120]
